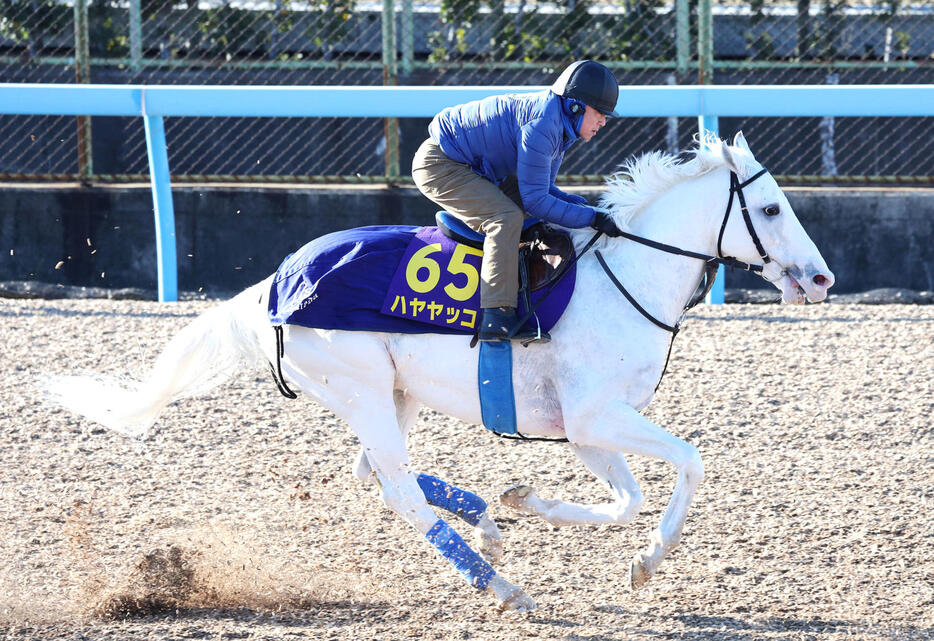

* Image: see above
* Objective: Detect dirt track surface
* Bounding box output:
[1,299,932,640]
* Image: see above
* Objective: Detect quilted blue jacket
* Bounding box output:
[428,89,596,229]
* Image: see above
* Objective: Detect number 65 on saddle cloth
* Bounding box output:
[268,223,576,337]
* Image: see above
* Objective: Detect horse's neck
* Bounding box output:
[595,169,728,326]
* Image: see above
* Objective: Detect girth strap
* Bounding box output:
[269,325,298,399]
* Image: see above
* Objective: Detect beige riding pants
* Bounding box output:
[411,138,525,309]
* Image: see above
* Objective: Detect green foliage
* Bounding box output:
[141,0,177,22]
[440,0,479,26]
[0,0,63,51]
[0,14,30,45]
[478,0,670,64]
[306,0,354,54]
[486,10,553,63]
[745,29,775,59]
[0,0,918,68]
[197,4,265,57]
[603,0,671,62]
[428,0,479,62]
[89,0,129,57]
[892,30,910,57]
[744,0,776,59]
[876,0,911,59]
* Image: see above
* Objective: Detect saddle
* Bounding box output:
[434,212,575,295]
[435,212,576,437]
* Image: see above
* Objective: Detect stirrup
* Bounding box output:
[479,308,546,343]
[518,325,550,347]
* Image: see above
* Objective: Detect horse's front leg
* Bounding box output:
[564,398,704,590]
[500,445,645,526]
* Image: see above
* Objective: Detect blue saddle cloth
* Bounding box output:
[268,224,575,335]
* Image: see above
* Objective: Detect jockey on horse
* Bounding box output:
[412,60,626,342]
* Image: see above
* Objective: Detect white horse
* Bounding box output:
[47,132,834,612]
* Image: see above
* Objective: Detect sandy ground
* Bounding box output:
[0,298,931,640]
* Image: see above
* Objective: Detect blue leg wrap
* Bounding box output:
[425,519,495,590]
[417,473,487,527]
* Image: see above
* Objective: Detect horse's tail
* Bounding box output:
[45,279,271,439]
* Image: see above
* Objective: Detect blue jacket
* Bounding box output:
[428,89,596,229]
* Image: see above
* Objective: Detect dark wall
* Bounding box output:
[0,184,931,294]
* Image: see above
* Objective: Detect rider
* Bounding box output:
[412,59,624,342]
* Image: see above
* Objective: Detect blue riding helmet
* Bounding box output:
[550,60,620,117]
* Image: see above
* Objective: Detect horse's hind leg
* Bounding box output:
[352,389,418,483]
[283,333,529,609]
[354,409,533,610]
[415,473,503,563]
[500,445,644,526]
[354,390,503,563]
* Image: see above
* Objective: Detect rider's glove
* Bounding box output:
[591,208,623,237]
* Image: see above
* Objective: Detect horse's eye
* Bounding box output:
[763,205,780,217]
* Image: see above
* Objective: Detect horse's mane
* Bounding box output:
[597,132,759,229]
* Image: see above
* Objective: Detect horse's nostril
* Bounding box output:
[813,274,829,287]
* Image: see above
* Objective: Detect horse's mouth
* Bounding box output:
[781,270,831,304]
[785,273,807,304]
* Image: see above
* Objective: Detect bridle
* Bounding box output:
[718,167,771,273]
[495,166,779,443]
[594,165,777,391]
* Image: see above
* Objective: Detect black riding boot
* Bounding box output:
[478,307,550,343]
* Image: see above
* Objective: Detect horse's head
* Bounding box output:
[717,132,835,304]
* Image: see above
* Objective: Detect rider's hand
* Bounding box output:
[591,208,623,237]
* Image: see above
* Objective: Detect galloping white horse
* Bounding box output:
[47,132,834,611]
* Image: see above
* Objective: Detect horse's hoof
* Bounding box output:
[500,485,534,511]
[475,514,504,564]
[629,554,651,590]
[478,534,503,564]
[500,591,537,612]
[487,575,536,612]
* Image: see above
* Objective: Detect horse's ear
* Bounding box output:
[732,131,751,153]
[720,140,742,174]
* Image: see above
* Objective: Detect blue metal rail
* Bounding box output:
[1,84,931,301]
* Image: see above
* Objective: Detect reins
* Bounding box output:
[593,168,771,393]
[270,325,298,399]
[521,167,770,345]
[496,167,772,443]
[616,227,763,274]
[505,229,605,341]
